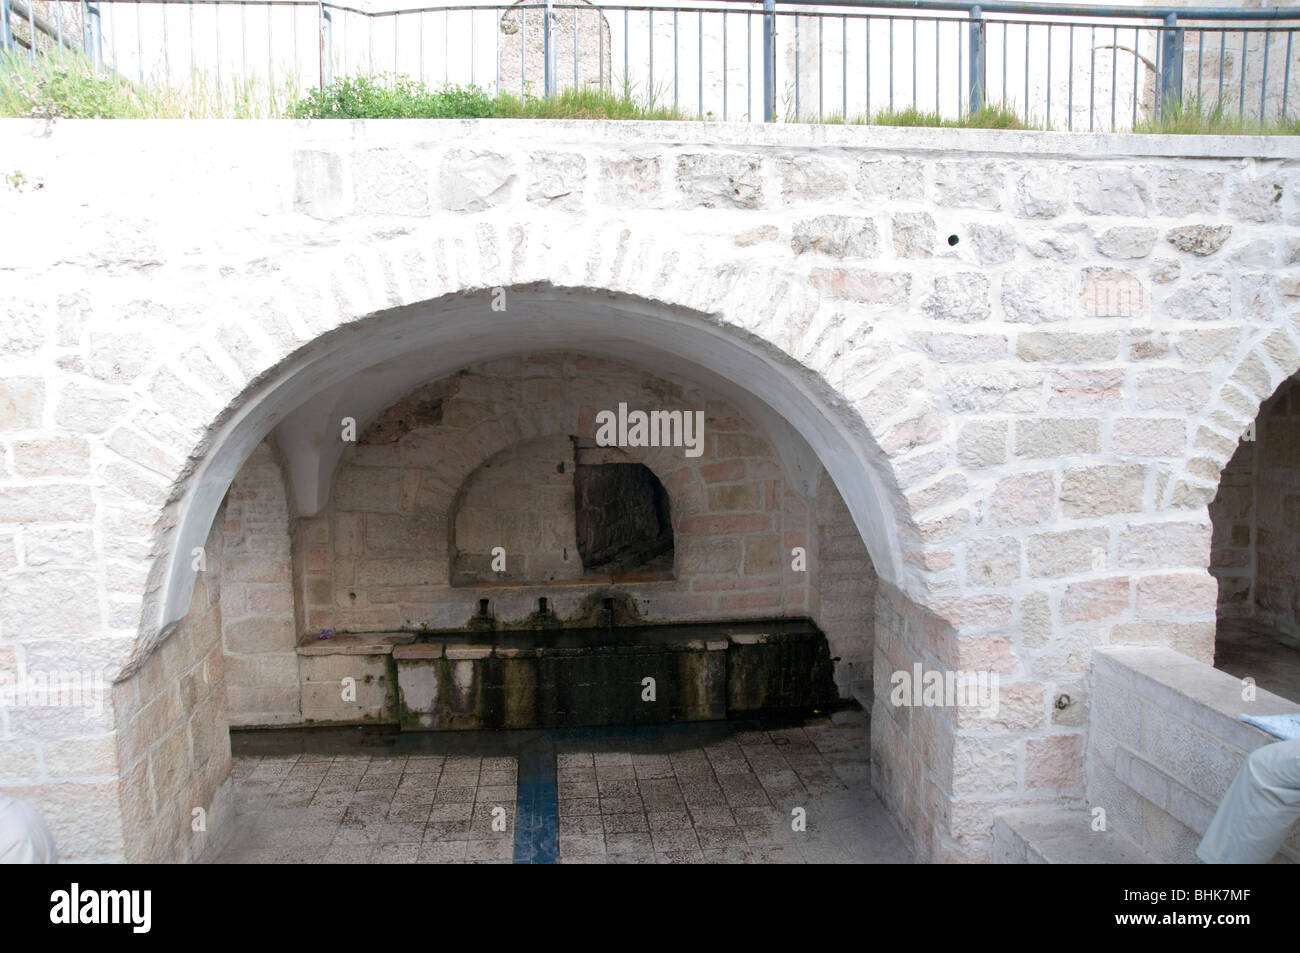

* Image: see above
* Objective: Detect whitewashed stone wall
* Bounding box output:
[1,119,1298,863]
[110,519,232,864]
[813,469,878,696]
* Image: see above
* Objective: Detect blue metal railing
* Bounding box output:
[4,0,1300,128]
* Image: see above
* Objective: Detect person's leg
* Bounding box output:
[1197,738,1300,864]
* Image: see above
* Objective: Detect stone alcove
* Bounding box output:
[450,435,674,586]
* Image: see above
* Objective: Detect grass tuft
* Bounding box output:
[799,101,1035,129]
[1136,97,1300,135]
[4,51,1298,134]
[287,74,689,121]
[0,48,299,118]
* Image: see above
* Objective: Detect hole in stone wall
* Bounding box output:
[478,598,491,616]
[573,462,674,574]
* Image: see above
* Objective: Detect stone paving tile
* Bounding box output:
[216,712,911,865]
[215,751,516,864]
[552,713,911,865]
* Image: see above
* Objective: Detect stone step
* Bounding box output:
[993,807,1158,864]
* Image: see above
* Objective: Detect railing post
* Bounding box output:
[84,1,103,67]
[543,0,555,98]
[762,0,775,121]
[1159,12,1183,115]
[317,2,332,91]
[968,5,984,115]
[2,0,12,52]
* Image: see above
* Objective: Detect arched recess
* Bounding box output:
[138,284,916,674]
[1168,327,1300,671]
[1206,365,1300,703]
[448,435,675,585]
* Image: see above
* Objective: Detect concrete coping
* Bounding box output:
[16,119,1299,162]
[1093,646,1297,752]
[297,632,416,656]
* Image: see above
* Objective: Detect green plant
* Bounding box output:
[0,48,142,118]
[1136,97,1300,135]
[287,75,689,121]
[0,48,301,118]
[288,74,500,119]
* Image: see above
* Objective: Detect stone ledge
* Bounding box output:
[1093,646,1296,752]
[10,119,1299,162]
[392,643,444,659]
[459,570,676,590]
[297,632,415,656]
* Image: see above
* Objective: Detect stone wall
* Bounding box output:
[1208,426,1255,617]
[220,442,300,725]
[112,519,232,863]
[453,434,584,585]
[813,469,877,696]
[3,118,1299,862]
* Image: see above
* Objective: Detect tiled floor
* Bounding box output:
[216,753,519,864]
[1215,618,1300,703]
[552,713,908,864]
[213,710,912,864]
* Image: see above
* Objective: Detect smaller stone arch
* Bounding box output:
[498,0,613,97]
[1205,348,1300,702]
[1169,326,1300,512]
[448,434,676,586]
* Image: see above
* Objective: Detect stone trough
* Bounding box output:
[297,620,838,731]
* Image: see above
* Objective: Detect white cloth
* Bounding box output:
[1197,739,1300,864]
[0,793,57,863]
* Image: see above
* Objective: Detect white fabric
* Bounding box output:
[1197,739,1300,864]
[0,793,57,864]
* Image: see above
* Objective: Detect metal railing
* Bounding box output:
[4,0,1300,128]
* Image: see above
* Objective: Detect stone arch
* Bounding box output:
[1167,325,1300,512]
[1201,330,1300,692]
[302,349,828,631]
[117,219,939,678]
[497,0,613,96]
[1138,325,1300,664]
